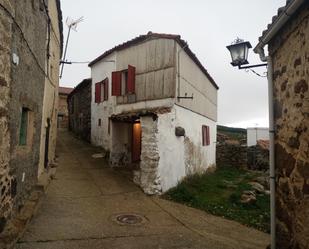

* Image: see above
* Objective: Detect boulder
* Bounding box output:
[249,182,265,193]
[255,176,270,189]
[241,191,256,204]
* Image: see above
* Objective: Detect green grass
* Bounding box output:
[164,167,270,233]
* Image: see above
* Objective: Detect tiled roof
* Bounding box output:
[88,32,219,90]
[59,86,73,95]
[258,0,291,43]
[256,0,305,47]
[68,78,92,99]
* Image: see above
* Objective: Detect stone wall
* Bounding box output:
[58,94,69,129]
[216,143,247,169]
[247,145,269,171]
[0,0,62,233]
[268,3,309,248]
[9,0,47,213]
[68,79,92,142]
[0,0,14,232]
[139,116,161,195]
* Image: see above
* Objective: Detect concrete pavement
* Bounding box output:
[16,131,270,249]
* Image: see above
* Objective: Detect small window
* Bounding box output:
[202,125,210,146]
[112,65,136,96]
[95,78,109,103]
[121,71,128,96]
[19,108,29,145]
[98,119,102,126]
[100,82,105,102]
[95,82,101,103]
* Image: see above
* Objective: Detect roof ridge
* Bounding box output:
[88,32,219,89]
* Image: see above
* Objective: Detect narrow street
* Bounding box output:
[17,131,269,249]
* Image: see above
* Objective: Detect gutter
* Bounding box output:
[254,1,304,249]
[254,0,305,58]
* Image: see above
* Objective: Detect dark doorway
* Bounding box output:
[132,122,141,162]
[44,118,51,168]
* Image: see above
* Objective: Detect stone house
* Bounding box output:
[88,32,218,194]
[68,78,92,142]
[255,0,309,248]
[58,87,73,129]
[0,0,62,232]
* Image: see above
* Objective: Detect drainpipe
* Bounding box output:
[267,56,276,249]
[256,46,275,249]
[255,45,275,249]
[177,43,188,102]
[254,2,305,248]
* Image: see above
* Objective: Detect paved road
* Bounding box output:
[17,131,269,249]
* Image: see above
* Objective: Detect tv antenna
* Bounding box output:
[60,16,84,78]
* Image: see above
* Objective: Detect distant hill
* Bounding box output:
[217,125,246,141]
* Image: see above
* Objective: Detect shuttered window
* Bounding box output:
[112,71,122,96]
[95,82,101,103]
[95,78,109,103]
[104,78,109,100]
[202,125,210,146]
[127,65,136,93]
[112,65,136,96]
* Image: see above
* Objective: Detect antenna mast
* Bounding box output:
[60,16,84,78]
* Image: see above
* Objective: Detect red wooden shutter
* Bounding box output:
[95,82,101,103]
[206,126,210,145]
[202,125,210,146]
[112,71,121,96]
[104,78,108,100]
[127,65,136,93]
[202,126,205,146]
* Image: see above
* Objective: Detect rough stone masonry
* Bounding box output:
[268,2,309,248]
[0,0,60,233]
[0,0,14,232]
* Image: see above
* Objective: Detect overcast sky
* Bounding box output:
[60,0,286,128]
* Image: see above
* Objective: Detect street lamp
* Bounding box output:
[227,37,275,249]
[226,38,267,69]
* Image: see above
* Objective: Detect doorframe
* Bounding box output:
[131,120,141,163]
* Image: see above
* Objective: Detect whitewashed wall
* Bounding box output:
[90,37,218,194]
[90,53,116,149]
[157,105,217,192]
[247,127,269,146]
[176,43,217,122]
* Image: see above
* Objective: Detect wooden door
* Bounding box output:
[132,122,141,162]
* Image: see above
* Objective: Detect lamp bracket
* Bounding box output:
[177,96,194,100]
[238,63,268,69]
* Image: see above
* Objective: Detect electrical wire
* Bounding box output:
[245,69,268,77]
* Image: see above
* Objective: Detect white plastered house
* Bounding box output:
[88,32,219,194]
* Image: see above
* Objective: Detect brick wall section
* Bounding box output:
[268,3,309,248]
[0,0,13,232]
[68,80,92,142]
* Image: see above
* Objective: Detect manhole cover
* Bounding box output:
[112,213,147,226]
